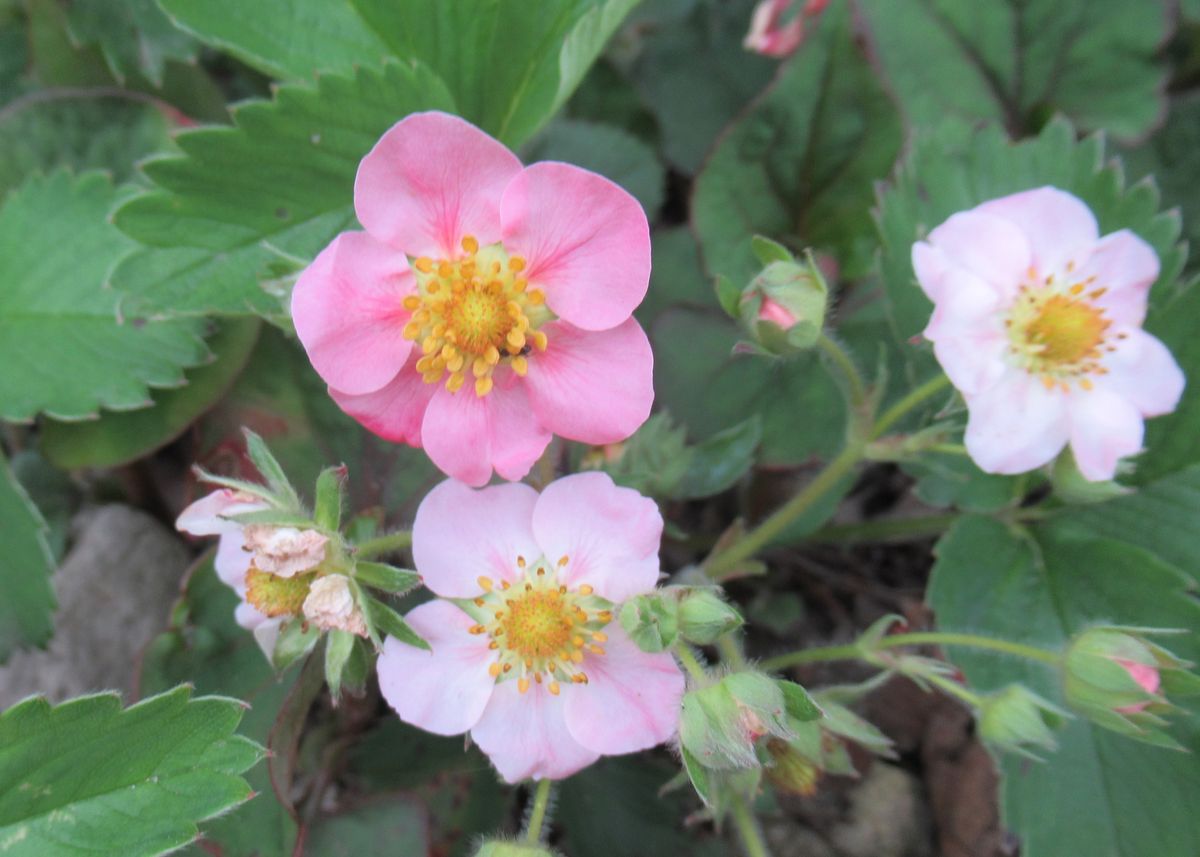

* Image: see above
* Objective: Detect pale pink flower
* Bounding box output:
[242,525,329,577]
[376,472,685,782]
[292,111,654,487]
[302,575,368,637]
[744,0,830,57]
[912,187,1185,481]
[1114,658,1161,714]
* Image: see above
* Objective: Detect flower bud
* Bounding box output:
[676,588,744,644]
[1063,626,1200,747]
[619,592,678,653]
[976,685,1068,759]
[679,671,792,769]
[473,841,558,857]
[738,245,829,354]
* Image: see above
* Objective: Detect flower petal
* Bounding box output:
[1067,387,1145,482]
[931,332,1008,397]
[964,372,1070,475]
[214,533,253,589]
[1099,328,1185,417]
[1071,230,1160,327]
[976,186,1099,275]
[291,231,415,396]
[925,210,1031,297]
[501,162,650,331]
[531,472,662,602]
[524,320,653,445]
[911,241,951,302]
[176,490,265,536]
[420,384,552,487]
[563,624,684,755]
[471,681,600,782]
[922,267,1006,342]
[377,600,498,736]
[330,365,437,447]
[413,479,542,598]
[355,112,521,258]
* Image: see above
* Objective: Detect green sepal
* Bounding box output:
[272,619,321,671]
[242,428,302,511]
[354,561,421,595]
[750,234,794,266]
[362,595,429,651]
[776,680,822,723]
[226,509,317,529]
[313,465,347,531]
[619,592,679,653]
[716,274,741,318]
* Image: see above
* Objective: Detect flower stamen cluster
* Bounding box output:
[467,556,613,695]
[1005,264,1122,391]
[403,235,551,397]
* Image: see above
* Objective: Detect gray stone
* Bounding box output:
[0,504,190,707]
[828,764,934,857]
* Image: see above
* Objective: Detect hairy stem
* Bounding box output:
[729,792,773,857]
[353,530,412,559]
[524,777,555,844]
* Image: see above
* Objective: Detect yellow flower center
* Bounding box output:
[245,566,315,617]
[465,555,613,696]
[402,235,552,397]
[1006,266,1121,392]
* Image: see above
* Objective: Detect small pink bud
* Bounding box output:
[757,297,797,328]
[1113,658,1160,713]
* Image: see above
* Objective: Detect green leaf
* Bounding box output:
[8,451,78,560]
[0,450,55,662]
[903,449,1024,513]
[111,62,456,317]
[0,686,262,857]
[1048,464,1200,585]
[353,561,420,594]
[0,95,172,200]
[40,319,261,469]
[636,226,716,327]
[161,0,637,147]
[157,0,388,81]
[557,757,725,857]
[675,415,762,499]
[856,0,1171,140]
[525,118,665,216]
[928,516,1200,857]
[651,307,844,466]
[140,558,302,856]
[303,795,429,856]
[0,171,207,421]
[350,0,642,147]
[629,0,775,174]
[691,1,902,285]
[66,0,198,85]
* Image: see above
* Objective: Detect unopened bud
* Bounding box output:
[1063,626,1200,747]
[677,588,743,644]
[619,592,678,653]
[977,685,1068,759]
[474,841,557,857]
[679,671,792,770]
[738,246,829,354]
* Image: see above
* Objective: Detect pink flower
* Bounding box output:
[1114,658,1161,714]
[242,525,329,577]
[376,472,685,782]
[292,111,655,487]
[912,187,1185,481]
[744,0,830,57]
